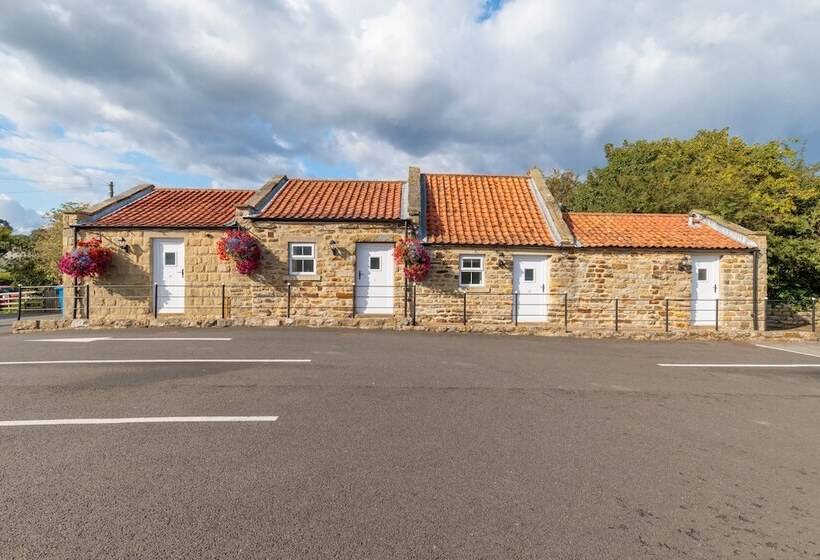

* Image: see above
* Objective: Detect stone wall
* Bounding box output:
[414,246,760,333]
[63,220,762,334]
[63,218,407,323]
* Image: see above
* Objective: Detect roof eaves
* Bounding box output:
[690,210,764,249]
[80,184,156,225]
[527,178,564,247]
[527,167,576,246]
[244,175,288,217]
[400,182,410,220]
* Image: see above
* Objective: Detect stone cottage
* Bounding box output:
[62,166,766,333]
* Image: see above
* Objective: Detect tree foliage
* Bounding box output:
[567,129,820,300]
[0,202,88,286]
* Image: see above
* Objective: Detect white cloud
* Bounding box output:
[0,194,45,231]
[0,0,817,203]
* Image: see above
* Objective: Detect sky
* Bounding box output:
[1,0,819,231]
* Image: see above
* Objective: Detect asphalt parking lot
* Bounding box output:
[1,327,819,559]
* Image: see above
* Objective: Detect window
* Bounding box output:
[289,243,315,275]
[459,255,484,287]
[523,268,534,282]
[697,268,707,281]
[164,252,176,266]
[369,256,381,270]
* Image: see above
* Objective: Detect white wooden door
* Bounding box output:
[691,255,720,325]
[513,255,548,323]
[355,243,394,315]
[152,238,185,314]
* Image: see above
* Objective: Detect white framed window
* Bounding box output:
[289,242,316,275]
[459,255,484,287]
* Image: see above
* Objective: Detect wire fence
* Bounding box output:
[3,283,817,333]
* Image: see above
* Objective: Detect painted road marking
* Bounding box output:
[0,416,278,427]
[754,343,820,358]
[658,363,820,368]
[0,359,310,366]
[26,337,233,343]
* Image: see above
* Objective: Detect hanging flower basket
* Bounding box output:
[58,238,114,279]
[217,229,261,275]
[394,238,431,282]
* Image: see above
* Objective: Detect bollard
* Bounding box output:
[16,285,22,321]
[715,298,719,331]
[665,299,670,333]
[614,298,619,332]
[463,292,467,325]
[221,284,226,320]
[85,284,90,319]
[153,283,158,318]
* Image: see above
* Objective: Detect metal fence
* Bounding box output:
[5,283,817,333]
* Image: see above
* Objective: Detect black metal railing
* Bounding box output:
[6,283,817,334]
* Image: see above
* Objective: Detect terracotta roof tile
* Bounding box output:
[92,188,254,227]
[564,212,746,249]
[424,174,554,246]
[258,179,403,220]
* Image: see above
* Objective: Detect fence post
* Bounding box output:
[513,292,519,326]
[153,283,158,318]
[665,299,670,333]
[762,298,767,332]
[715,298,719,331]
[287,282,292,318]
[614,298,619,332]
[463,292,467,325]
[411,282,417,326]
[563,293,569,333]
[16,285,22,321]
[85,284,90,319]
[812,297,816,333]
[221,284,226,320]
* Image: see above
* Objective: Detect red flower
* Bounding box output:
[217,229,261,275]
[394,238,431,281]
[58,238,113,279]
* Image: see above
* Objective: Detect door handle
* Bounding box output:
[358,271,362,280]
[181,269,184,278]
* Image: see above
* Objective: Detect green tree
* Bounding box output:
[570,129,820,300]
[0,202,88,286]
[31,202,88,283]
[543,169,582,209]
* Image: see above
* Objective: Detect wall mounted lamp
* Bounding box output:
[329,239,341,257]
[117,237,131,254]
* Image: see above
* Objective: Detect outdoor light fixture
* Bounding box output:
[329,239,341,257]
[117,237,131,254]
[678,256,692,272]
[497,252,507,268]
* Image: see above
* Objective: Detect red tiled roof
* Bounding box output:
[258,179,403,220]
[564,212,746,249]
[92,188,254,227]
[424,174,554,246]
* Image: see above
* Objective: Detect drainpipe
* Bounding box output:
[751,248,759,331]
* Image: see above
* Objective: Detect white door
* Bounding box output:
[691,255,720,325]
[152,238,185,314]
[513,255,548,323]
[355,243,394,314]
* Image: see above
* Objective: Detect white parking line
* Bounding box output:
[658,363,820,368]
[0,416,279,427]
[0,359,310,366]
[26,337,233,343]
[754,344,820,358]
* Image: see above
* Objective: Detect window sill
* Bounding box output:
[286,274,321,281]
